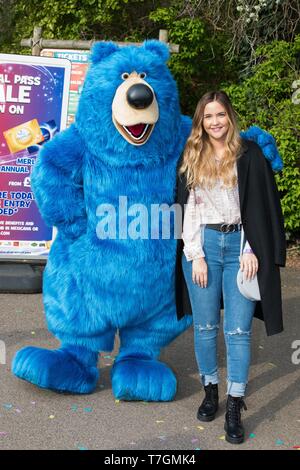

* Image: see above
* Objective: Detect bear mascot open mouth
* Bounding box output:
[112,71,158,145]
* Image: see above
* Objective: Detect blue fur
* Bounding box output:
[12,40,282,400]
[12,345,99,394]
[143,39,170,62]
[91,41,119,63]
[111,354,177,401]
[241,126,283,171]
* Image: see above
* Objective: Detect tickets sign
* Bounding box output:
[0,53,71,260]
[41,49,90,126]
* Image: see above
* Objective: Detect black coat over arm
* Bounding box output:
[175,138,286,336]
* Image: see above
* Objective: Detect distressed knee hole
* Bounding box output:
[226,327,251,336]
[195,323,220,332]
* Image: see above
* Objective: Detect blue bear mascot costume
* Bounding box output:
[12,40,283,401]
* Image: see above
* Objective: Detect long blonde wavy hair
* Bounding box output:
[179,91,243,189]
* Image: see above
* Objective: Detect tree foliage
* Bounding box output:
[0,0,15,47]
[177,1,300,65]
[225,36,300,234]
[0,0,163,49]
[0,0,299,233]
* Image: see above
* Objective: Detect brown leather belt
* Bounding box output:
[205,223,242,233]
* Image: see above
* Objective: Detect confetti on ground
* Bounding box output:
[31,401,36,405]
[219,435,225,440]
[15,409,21,413]
[156,420,164,424]
[31,331,36,335]
[197,426,204,431]
[115,400,120,404]
[276,439,284,445]
[292,446,300,449]
[77,446,88,451]
[195,448,201,451]
[258,346,264,349]
[84,407,93,413]
[71,405,78,412]
[130,442,137,445]
[249,433,256,439]
[49,415,55,419]
[0,432,8,436]
[158,436,166,440]
[268,363,277,367]
[3,404,13,410]
[191,438,199,443]
[183,426,188,430]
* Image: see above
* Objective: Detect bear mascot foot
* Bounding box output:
[111,352,177,401]
[12,345,99,394]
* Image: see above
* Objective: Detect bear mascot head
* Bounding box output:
[76,40,186,167]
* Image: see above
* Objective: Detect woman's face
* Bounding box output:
[202,100,229,141]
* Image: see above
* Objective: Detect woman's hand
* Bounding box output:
[240,253,259,280]
[192,258,208,288]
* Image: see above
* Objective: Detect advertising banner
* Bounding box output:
[0,53,71,260]
[41,49,90,126]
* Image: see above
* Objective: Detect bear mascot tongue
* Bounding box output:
[126,123,148,138]
[11,38,282,400]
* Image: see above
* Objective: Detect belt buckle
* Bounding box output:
[221,223,234,233]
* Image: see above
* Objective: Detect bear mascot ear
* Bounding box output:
[142,40,170,62]
[91,41,119,64]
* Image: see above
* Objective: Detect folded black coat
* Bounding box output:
[175,138,286,336]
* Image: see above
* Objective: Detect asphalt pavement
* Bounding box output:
[0,268,299,450]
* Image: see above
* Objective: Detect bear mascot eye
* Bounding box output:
[121,72,130,80]
[139,72,147,79]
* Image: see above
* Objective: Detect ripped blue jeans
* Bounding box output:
[182,227,256,397]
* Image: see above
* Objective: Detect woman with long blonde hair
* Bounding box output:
[175,91,285,444]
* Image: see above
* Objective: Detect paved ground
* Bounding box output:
[0,268,299,450]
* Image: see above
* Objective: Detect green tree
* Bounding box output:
[225,36,300,234]
[149,4,240,114]
[0,0,164,52]
[0,0,15,49]
[1,1,299,232]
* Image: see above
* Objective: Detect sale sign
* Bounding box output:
[0,53,71,260]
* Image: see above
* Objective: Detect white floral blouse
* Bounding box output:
[182,176,252,261]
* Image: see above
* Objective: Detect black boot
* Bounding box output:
[197,383,219,422]
[224,395,247,444]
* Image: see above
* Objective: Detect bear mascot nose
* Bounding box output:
[126,84,154,109]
